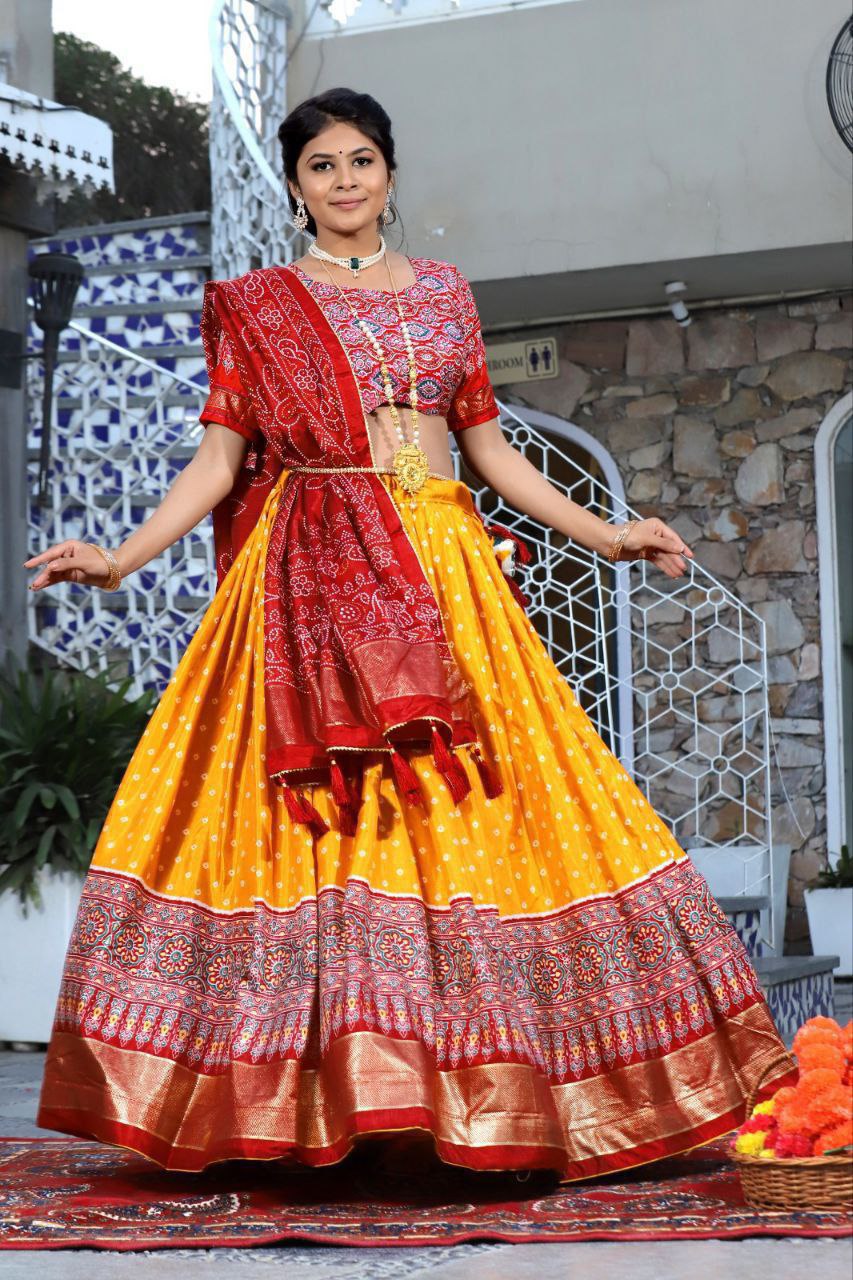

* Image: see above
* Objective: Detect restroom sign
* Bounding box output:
[484,337,559,386]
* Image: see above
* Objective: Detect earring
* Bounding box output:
[381,187,393,226]
[293,194,308,232]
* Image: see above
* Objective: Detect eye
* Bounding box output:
[311,161,332,172]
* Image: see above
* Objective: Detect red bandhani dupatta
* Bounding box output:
[199,266,503,836]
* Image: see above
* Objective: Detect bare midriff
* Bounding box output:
[366,407,456,478]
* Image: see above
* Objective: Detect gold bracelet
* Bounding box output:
[607,519,638,563]
[88,544,122,591]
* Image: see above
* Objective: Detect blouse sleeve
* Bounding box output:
[446,266,500,434]
[198,280,262,443]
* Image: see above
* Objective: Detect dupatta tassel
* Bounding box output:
[430,723,472,806]
[281,784,330,838]
[329,755,361,836]
[389,744,426,808]
[467,740,505,799]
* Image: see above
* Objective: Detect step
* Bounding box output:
[72,298,203,318]
[52,341,205,362]
[26,442,199,464]
[753,954,840,1047]
[30,211,211,270]
[28,325,204,361]
[718,894,771,959]
[31,209,210,241]
[77,255,211,277]
[54,274,207,310]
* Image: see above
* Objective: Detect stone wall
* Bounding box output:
[498,292,853,952]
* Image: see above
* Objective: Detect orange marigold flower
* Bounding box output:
[802,1088,851,1135]
[796,1068,846,1100]
[772,1085,799,1109]
[793,1027,841,1057]
[813,1118,853,1156]
[809,1016,845,1034]
[777,1101,811,1135]
[797,1042,846,1076]
[793,1016,844,1050]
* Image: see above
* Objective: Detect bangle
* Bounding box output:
[607,519,638,563]
[88,544,122,591]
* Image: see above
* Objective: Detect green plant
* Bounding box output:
[810,844,853,890]
[0,659,156,909]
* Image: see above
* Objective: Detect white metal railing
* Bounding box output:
[209,0,298,278]
[464,404,775,941]
[25,314,212,691]
[307,0,582,38]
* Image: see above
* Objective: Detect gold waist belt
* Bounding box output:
[289,464,452,480]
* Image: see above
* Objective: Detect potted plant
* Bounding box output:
[0,657,155,1043]
[804,845,853,979]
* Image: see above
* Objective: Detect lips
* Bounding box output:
[332,198,365,209]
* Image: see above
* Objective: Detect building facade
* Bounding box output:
[286,0,853,950]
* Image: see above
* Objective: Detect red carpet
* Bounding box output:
[0,1134,850,1249]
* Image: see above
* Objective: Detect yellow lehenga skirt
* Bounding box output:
[37,469,797,1176]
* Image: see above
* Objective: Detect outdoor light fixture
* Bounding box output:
[665,281,692,328]
[27,252,84,506]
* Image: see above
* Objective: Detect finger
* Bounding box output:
[23,542,78,568]
[30,557,86,590]
[649,530,688,555]
[646,550,687,577]
[659,553,687,577]
[657,524,694,556]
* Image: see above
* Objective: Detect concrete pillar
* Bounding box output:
[0,0,55,666]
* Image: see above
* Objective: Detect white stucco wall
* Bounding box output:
[288,0,852,321]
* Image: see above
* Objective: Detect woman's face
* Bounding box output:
[290,120,390,237]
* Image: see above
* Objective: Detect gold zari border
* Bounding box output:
[39,1000,793,1172]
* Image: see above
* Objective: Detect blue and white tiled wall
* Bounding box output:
[764,972,836,1044]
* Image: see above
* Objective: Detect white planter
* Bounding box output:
[0,867,85,1043]
[804,886,853,978]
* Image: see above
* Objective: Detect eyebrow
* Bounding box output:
[306,145,375,161]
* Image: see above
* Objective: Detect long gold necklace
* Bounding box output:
[314,253,431,495]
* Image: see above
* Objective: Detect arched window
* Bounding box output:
[816,392,853,863]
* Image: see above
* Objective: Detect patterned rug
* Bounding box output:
[0,1135,850,1249]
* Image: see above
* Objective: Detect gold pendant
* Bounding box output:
[392,442,430,494]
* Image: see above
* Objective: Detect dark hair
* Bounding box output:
[277,88,399,239]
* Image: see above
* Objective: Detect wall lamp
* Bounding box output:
[0,252,84,506]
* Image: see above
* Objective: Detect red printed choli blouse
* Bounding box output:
[199,257,499,443]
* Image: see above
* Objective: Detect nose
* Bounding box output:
[335,163,359,189]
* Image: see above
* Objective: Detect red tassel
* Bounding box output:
[506,577,531,612]
[281,784,329,838]
[329,756,361,836]
[484,521,532,565]
[467,741,505,798]
[299,791,330,838]
[389,745,425,808]
[430,723,472,805]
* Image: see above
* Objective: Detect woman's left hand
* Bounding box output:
[621,517,694,579]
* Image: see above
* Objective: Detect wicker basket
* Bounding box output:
[732,1050,853,1212]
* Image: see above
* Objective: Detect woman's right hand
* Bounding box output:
[24,540,114,592]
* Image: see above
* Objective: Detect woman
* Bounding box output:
[28,88,796,1181]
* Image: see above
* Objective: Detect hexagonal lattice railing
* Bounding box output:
[455,403,774,932]
[25,321,212,692]
[209,0,298,279]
